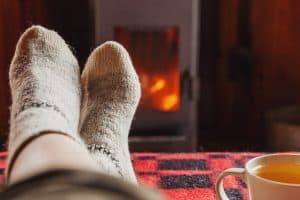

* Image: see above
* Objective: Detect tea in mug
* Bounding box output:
[254,163,300,184]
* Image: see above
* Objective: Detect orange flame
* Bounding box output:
[149,79,166,94]
[115,27,180,112]
[161,94,179,111]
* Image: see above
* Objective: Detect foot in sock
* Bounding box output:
[7,26,82,179]
[80,41,141,184]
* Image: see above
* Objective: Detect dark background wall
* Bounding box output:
[200,0,300,151]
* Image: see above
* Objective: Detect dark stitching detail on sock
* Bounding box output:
[87,144,123,177]
[15,101,67,120]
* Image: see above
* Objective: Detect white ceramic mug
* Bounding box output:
[216,153,300,200]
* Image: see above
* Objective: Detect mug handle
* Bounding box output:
[216,168,246,200]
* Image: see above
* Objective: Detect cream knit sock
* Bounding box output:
[80,41,141,184]
[7,26,82,178]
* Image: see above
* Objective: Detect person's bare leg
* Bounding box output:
[9,133,99,184]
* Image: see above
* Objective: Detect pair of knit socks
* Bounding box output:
[7,26,140,184]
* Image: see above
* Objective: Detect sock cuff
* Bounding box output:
[6,108,83,183]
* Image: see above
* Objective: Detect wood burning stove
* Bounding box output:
[89,0,200,151]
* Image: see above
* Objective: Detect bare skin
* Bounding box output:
[9,133,99,185]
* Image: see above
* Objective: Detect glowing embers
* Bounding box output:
[162,94,179,111]
[115,26,180,112]
[150,79,166,94]
[140,74,179,112]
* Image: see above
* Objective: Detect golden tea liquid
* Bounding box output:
[254,163,300,184]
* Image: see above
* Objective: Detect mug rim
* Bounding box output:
[245,153,300,187]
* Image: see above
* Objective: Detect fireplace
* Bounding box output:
[89,0,200,151]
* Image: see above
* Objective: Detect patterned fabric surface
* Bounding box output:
[0,152,262,200]
[0,152,5,186]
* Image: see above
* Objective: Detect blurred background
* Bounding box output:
[1,0,300,152]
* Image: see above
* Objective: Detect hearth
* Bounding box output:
[89,0,200,151]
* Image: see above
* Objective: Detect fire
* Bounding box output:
[161,94,179,111]
[142,76,179,112]
[147,78,179,112]
[115,26,180,112]
[150,79,166,94]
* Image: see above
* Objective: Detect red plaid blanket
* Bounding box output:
[0,152,262,200]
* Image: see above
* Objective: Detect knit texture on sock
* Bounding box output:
[7,26,83,180]
[80,41,141,184]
